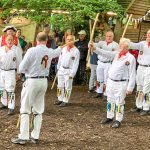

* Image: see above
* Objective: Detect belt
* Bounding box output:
[27,76,48,79]
[139,64,150,67]
[109,78,128,82]
[99,60,111,63]
[1,68,16,71]
[62,66,70,69]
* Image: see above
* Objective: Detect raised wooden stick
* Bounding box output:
[122,14,133,38]
[86,13,100,69]
[89,19,92,36]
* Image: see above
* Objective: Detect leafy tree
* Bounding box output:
[0,0,124,31]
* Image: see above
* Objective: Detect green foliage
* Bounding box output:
[0,0,124,31]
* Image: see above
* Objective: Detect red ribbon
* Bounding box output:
[118,50,128,58]
[67,46,73,52]
[148,42,150,47]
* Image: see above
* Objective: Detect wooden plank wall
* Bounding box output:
[116,0,150,42]
[124,0,150,42]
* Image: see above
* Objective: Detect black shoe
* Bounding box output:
[8,109,14,115]
[30,137,39,144]
[130,107,142,113]
[54,100,62,105]
[59,102,67,107]
[140,110,149,116]
[11,137,26,145]
[88,89,95,93]
[112,121,121,128]
[100,118,113,124]
[94,93,103,98]
[0,103,7,109]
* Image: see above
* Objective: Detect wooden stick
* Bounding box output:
[51,73,57,90]
[86,13,100,68]
[61,39,79,48]
[90,13,100,41]
[89,19,92,36]
[122,14,133,38]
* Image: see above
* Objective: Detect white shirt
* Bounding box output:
[130,41,150,65]
[94,41,118,62]
[95,47,136,91]
[19,44,62,77]
[57,46,80,77]
[0,45,22,72]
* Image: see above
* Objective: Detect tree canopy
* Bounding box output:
[0,0,124,31]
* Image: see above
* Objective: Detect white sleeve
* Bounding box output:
[69,50,80,78]
[127,57,136,91]
[16,47,22,73]
[19,49,32,73]
[94,47,117,60]
[114,43,119,51]
[94,41,103,48]
[50,47,62,59]
[17,40,22,50]
[129,42,142,50]
[57,52,62,70]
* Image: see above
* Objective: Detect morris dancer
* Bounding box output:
[90,38,136,128]
[54,35,80,107]
[130,29,150,116]
[0,26,22,110]
[94,30,118,99]
[0,35,22,115]
[11,32,62,145]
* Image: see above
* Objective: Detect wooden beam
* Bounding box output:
[125,0,136,13]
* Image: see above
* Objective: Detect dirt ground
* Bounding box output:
[0,81,150,150]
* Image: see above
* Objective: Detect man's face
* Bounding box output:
[66,35,74,46]
[119,42,128,52]
[79,34,85,41]
[5,35,14,48]
[6,29,14,36]
[105,32,114,43]
[43,27,50,35]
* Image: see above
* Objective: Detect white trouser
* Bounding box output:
[57,68,73,103]
[136,66,149,111]
[89,64,97,90]
[96,61,111,94]
[142,67,150,111]
[0,70,16,109]
[106,78,128,122]
[18,78,48,140]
